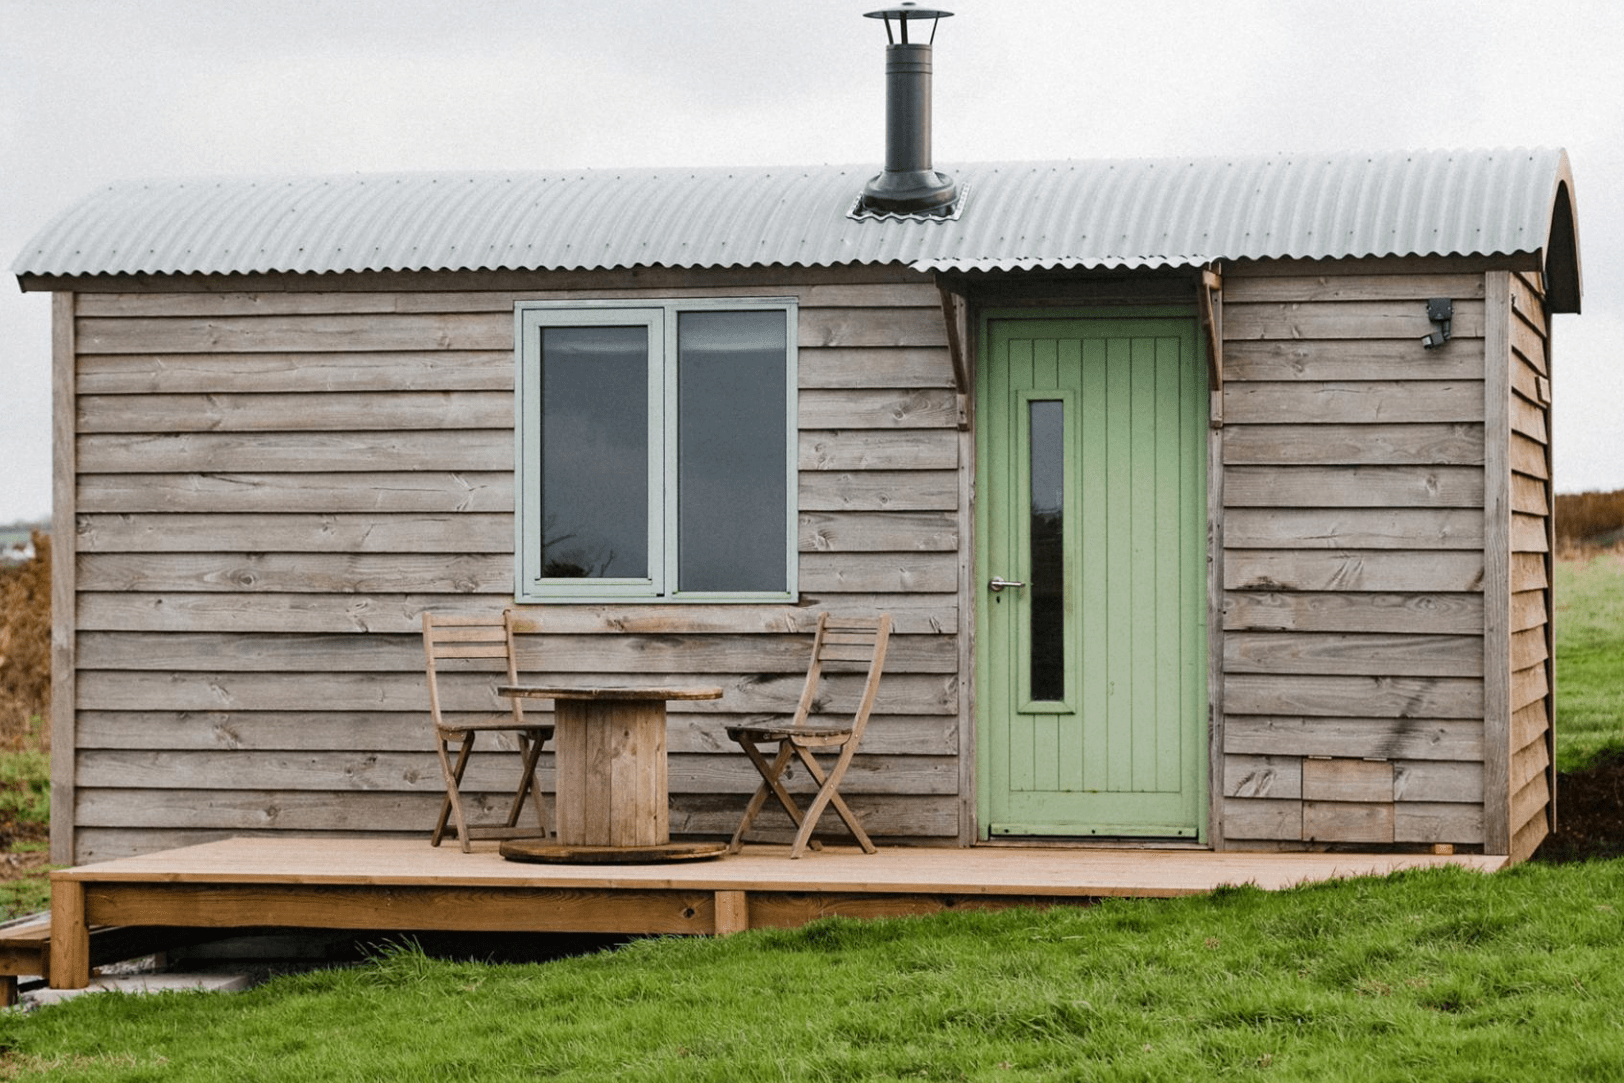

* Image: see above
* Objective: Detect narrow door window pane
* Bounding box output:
[1029,400,1065,701]
[677,311,787,592]
[539,326,648,578]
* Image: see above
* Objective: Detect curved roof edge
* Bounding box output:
[1544,151,1581,313]
[12,149,1582,311]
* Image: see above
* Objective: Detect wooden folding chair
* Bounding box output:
[422,610,552,852]
[724,613,892,858]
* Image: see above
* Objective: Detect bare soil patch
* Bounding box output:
[1535,749,1624,863]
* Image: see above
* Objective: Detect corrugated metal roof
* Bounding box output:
[12,148,1580,308]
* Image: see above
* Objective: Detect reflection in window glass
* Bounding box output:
[540,326,647,578]
[1029,400,1065,701]
[677,311,787,592]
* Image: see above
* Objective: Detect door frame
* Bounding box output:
[970,304,1220,845]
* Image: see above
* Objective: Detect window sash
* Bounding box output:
[515,298,797,603]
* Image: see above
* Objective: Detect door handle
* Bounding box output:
[988,576,1027,592]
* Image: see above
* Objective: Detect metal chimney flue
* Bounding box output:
[859,4,958,216]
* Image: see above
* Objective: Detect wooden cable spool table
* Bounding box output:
[495,684,726,864]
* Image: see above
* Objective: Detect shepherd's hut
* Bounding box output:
[13,6,1579,870]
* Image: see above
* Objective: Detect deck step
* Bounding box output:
[0,918,201,1006]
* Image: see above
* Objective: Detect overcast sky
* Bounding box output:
[3,0,1621,525]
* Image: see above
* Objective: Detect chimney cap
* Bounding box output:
[864,4,953,43]
[863,4,954,20]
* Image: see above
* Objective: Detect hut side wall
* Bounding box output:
[60,266,965,862]
[1217,260,1493,850]
[1503,271,1556,861]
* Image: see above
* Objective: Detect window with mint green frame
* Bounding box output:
[515,299,798,603]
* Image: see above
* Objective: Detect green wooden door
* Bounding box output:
[976,313,1207,839]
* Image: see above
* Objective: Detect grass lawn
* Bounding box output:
[0,554,1619,1079]
[3,861,1624,1080]
[1554,548,1624,770]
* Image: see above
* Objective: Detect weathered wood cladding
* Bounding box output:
[1218,267,1504,849]
[64,267,967,862]
[1504,272,1555,862]
[56,254,1558,863]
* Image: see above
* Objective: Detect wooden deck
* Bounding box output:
[43,838,1506,990]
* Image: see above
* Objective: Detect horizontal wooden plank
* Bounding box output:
[79,430,513,474]
[73,749,960,796]
[1510,627,1549,671]
[1510,394,1548,443]
[800,306,947,348]
[1303,758,1392,802]
[799,389,959,430]
[1510,316,1548,377]
[79,390,509,434]
[1394,803,1483,845]
[1512,664,1549,713]
[800,347,954,389]
[799,511,958,553]
[1223,591,1483,634]
[73,282,943,318]
[1511,590,1548,634]
[78,472,515,514]
[1224,632,1482,677]
[1302,801,1393,844]
[1223,299,1485,340]
[1510,432,1549,480]
[1221,273,1486,305]
[1508,809,1547,863]
[77,349,514,395]
[1221,797,1302,841]
[1223,675,1484,719]
[70,794,962,860]
[1222,337,1484,382]
[73,709,959,756]
[1224,466,1483,508]
[1224,508,1482,549]
[1509,771,1551,837]
[77,350,947,405]
[77,312,513,353]
[77,594,957,636]
[1224,382,1483,425]
[1221,423,1483,466]
[1511,473,1549,516]
[1511,737,1550,794]
[800,429,958,471]
[76,670,961,715]
[1392,760,1481,803]
[1510,701,1549,754]
[1225,550,1484,592]
[74,305,942,354]
[1223,716,1483,761]
[1511,513,1549,553]
[799,470,959,511]
[1512,552,1548,592]
[78,553,515,593]
[1223,755,1301,799]
[74,790,959,838]
[800,552,958,593]
[76,513,514,554]
[74,630,959,675]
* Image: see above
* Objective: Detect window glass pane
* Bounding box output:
[1029,400,1065,701]
[677,311,787,592]
[540,326,648,578]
